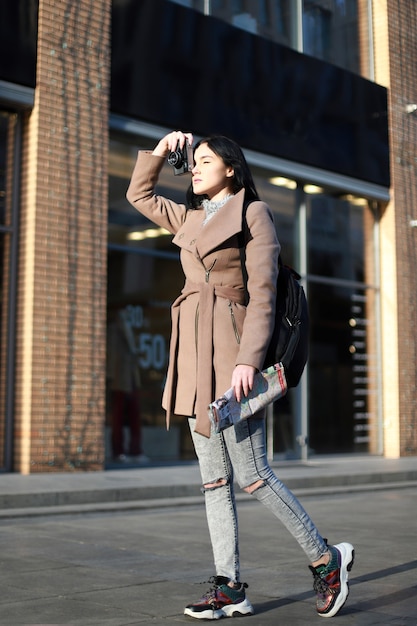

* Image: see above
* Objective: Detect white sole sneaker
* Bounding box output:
[184,596,254,620]
[222,597,255,617]
[320,542,355,618]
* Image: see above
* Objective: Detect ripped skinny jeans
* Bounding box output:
[189,412,328,584]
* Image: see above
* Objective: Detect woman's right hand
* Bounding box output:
[152,131,194,158]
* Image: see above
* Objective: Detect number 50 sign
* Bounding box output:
[137,333,166,369]
[123,305,167,371]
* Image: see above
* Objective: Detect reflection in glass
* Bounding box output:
[306,193,379,454]
[167,0,359,73]
[303,0,359,72]
[254,171,297,268]
[307,194,365,283]
[107,135,299,463]
[107,138,192,464]
[108,133,380,461]
[308,283,379,454]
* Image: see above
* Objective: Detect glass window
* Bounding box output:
[303,0,359,73]
[253,171,297,268]
[308,283,379,454]
[107,132,381,462]
[169,0,193,7]
[306,193,380,454]
[307,194,366,282]
[107,136,192,466]
[167,0,359,72]
[168,0,293,47]
[303,2,331,60]
[106,134,298,464]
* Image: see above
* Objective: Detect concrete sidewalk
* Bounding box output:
[0,480,416,625]
[1,455,417,517]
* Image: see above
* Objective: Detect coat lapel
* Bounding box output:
[172,189,245,259]
[171,208,205,253]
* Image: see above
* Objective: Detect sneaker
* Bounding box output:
[113,454,129,463]
[184,576,254,620]
[309,542,355,618]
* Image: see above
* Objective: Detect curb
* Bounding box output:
[1,473,416,518]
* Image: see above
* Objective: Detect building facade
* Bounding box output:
[0,0,416,473]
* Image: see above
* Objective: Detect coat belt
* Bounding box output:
[164,280,246,437]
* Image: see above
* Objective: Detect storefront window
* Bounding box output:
[107,137,191,465]
[254,171,297,269]
[107,132,381,464]
[308,194,366,282]
[307,194,380,454]
[107,134,298,464]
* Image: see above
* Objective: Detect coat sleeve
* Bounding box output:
[126,151,187,233]
[235,201,280,370]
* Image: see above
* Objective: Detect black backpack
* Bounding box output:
[240,203,309,388]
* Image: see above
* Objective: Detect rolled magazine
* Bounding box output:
[208,363,287,434]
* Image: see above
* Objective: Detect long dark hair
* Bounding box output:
[186,135,259,209]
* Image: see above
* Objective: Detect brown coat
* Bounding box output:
[126,151,280,437]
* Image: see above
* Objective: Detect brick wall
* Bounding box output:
[386,0,417,455]
[14,0,111,472]
[370,0,417,456]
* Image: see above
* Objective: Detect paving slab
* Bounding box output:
[0,486,416,625]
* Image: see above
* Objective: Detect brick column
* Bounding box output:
[370,0,417,457]
[14,0,111,472]
[385,0,417,456]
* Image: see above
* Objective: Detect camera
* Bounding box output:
[167,141,194,175]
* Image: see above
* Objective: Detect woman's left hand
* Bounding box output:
[231,364,256,403]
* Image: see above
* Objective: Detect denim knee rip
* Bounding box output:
[244,479,266,494]
[201,477,229,494]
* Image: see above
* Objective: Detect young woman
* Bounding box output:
[126,131,354,620]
